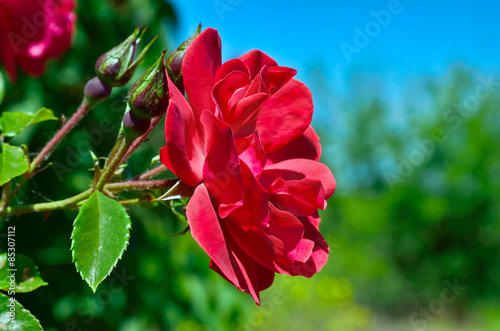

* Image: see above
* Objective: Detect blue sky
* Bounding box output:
[167,0,498,185]
[169,0,500,93]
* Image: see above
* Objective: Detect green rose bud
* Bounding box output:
[128,52,168,119]
[95,27,156,87]
[164,24,201,93]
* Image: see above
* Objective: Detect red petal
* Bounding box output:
[239,50,277,79]
[260,159,336,199]
[263,66,297,94]
[212,70,251,123]
[267,204,305,258]
[298,213,330,275]
[201,111,244,217]
[238,133,267,177]
[232,92,270,138]
[214,58,249,84]
[266,126,322,164]
[268,178,326,216]
[182,28,221,119]
[274,212,329,277]
[160,77,205,187]
[187,185,238,285]
[0,11,16,81]
[256,79,314,152]
[188,185,274,305]
[209,243,275,305]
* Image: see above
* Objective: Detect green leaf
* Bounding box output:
[0,143,29,185]
[0,254,48,293]
[0,71,5,107]
[0,108,57,137]
[0,293,43,331]
[71,191,131,292]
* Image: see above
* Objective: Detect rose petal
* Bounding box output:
[212,70,251,123]
[232,92,270,137]
[201,111,244,217]
[239,50,277,79]
[263,66,297,94]
[260,159,336,199]
[238,133,267,177]
[274,213,329,277]
[266,126,322,164]
[209,243,275,305]
[214,58,249,84]
[187,184,239,285]
[256,79,314,152]
[160,76,205,187]
[0,0,76,80]
[268,178,326,216]
[182,28,221,118]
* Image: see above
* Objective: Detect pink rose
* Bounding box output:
[160,28,336,304]
[0,0,76,81]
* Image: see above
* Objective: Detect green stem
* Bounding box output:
[137,164,168,180]
[0,189,93,217]
[119,196,151,206]
[105,129,125,168]
[0,181,12,212]
[94,136,130,191]
[107,179,176,191]
[30,99,93,173]
[0,179,178,218]
[3,98,95,209]
[120,115,163,164]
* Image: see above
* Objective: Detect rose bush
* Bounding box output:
[160,28,336,304]
[0,0,76,81]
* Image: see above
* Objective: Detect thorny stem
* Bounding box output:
[0,179,178,218]
[31,99,93,173]
[2,99,95,210]
[137,164,168,180]
[94,114,164,191]
[94,136,129,191]
[121,115,163,164]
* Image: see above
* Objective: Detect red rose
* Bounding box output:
[160,28,336,304]
[0,0,76,81]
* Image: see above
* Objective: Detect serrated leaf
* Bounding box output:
[71,191,131,292]
[0,254,48,293]
[0,143,29,185]
[0,108,57,137]
[0,293,43,331]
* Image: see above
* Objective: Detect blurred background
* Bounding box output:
[1,0,499,330]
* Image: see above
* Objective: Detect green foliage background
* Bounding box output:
[0,0,499,330]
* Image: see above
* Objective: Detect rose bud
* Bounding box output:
[128,52,168,119]
[164,24,201,93]
[84,76,112,105]
[95,27,156,87]
[122,110,151,141]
